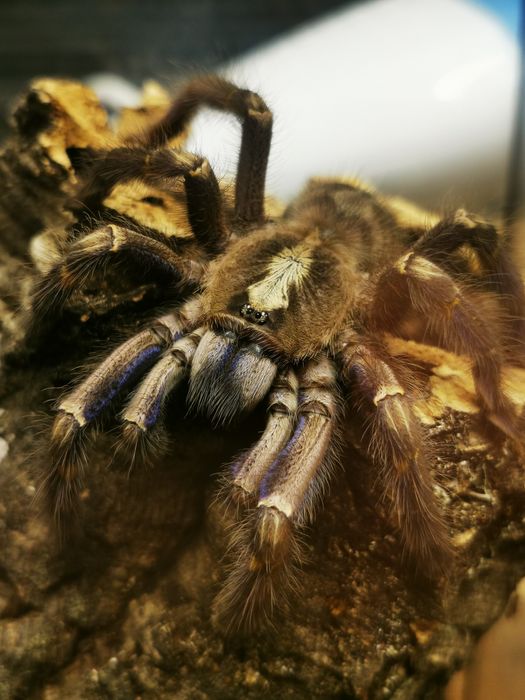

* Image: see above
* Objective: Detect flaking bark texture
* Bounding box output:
[0,79,524,700]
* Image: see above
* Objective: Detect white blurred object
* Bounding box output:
[185,0,520,210]
[87,73,141,114]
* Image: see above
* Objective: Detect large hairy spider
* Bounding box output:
[31,76,525,632]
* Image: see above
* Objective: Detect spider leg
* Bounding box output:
[341,340,451,574]
[77,147,228,255]
[413,209,502,264]
[214,356,337,632]
[229,368,299,509]
[42,299,200,527]
[120,326,205,461]
[142,75,273,225]
[370,252,520,441]
[31,223,204,318]
[413,209,525,348]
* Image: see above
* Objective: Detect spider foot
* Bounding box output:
[212,506,301,634]
[116,420,169,471]
[40,411,88,533]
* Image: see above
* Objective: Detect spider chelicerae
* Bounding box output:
[30,75,525,631]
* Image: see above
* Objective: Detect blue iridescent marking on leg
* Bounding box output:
[229,351,243,372]
[83,344,162,421]
[218,341,235,368]
[258,415,306,499]
[143,379,168,429]
[231,454,245,477]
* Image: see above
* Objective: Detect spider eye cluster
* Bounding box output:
[240,303,269,325]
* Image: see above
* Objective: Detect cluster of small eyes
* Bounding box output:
[240,303,269,325]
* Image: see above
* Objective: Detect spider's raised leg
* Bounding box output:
[142,75,273,225]
[32,223,204,318]
[119,326,205,461]
[42,298,200,527]
[370,252,520,440]
[341,339,451,574]
[80,76,272,230]
[214,357,337,632]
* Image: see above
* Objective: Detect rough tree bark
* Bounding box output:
[0,80,524,700]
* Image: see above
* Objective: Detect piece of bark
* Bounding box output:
[0,79,111,257]
[0,79,524,700]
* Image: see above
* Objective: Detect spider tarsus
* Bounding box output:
[229,483,256,513]
[393,466,453,578]
[118,419,168,469]
[42,411,87,530]
[213,506,301,634]
[217,479,258,522]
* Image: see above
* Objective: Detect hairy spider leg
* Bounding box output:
[31,224,204,318]
[214,357,337,632]
[141,75,273,225]
[120,326,206,462]
[77,148,228,254]
[229,368,299,510]
[41,300,200,527]
[413,209,525,359]
[371,253,520,441]
[341,340,452,575]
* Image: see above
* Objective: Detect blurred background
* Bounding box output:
[0,0,523,216]
[0,0,356,134]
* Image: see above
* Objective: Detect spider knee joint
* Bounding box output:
[395,252,414,274]
[52,410,82,440]
[373,384,405,406]
[109,225,128,252]
[188,156,211,180]
[253,506,292,566]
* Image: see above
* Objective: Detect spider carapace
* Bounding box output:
[31,75,525,631]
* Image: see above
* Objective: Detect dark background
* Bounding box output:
[0,0,358,135]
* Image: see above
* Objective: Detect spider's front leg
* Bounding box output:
[141,75,273,225]
[41,298,200,528]
[229,368,299,510]
[119,326,206,460]
[32,145,230,323]
[214,356,338,632]
[82,75,273,231]
[340,339,452,574]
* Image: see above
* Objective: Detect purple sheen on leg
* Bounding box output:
[83,344,162,421]
[258,414,306,500]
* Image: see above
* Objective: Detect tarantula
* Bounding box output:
[31,75,525,631]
